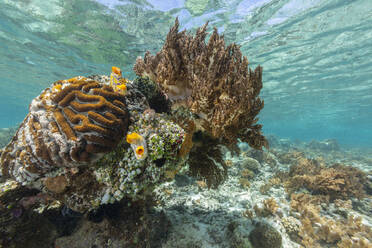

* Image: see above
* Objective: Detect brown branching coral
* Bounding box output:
[286,161,368,200]
[134,18,267,149]
[254,197,280,217]
[290,193,372,247]
[0,77,129,185]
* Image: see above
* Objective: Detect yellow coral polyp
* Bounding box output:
[136,146,145,156]
[117,83,127,94]
[109,67,128,95]
[126,132,147,160]
[52,84,62,92]
[126,132,143,144]
[111,66,122,77]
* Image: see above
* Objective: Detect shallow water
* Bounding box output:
[0,2,372,248]
[0,0,371,147]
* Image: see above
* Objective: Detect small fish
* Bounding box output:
[126,132,147,160]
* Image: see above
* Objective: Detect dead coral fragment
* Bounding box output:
[0,77,129,185]
[134,18,267,149]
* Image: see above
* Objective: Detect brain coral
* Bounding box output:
[0,76,129,184]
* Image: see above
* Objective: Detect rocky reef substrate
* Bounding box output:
[1,136,371,248]
[1,19,371,248]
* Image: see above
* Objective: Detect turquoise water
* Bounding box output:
[0,0,371,147]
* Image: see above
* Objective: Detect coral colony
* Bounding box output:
[0,18,265,212]
[1,18,372,248]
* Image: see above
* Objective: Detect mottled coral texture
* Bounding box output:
[291,193,372,247]
[0,77,129,184]
[285,158,368,200]
[134,18,267,149]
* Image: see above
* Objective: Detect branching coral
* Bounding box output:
[0,77,129,185]
[254,197,279,217]
[290,193,372,247]
[134,18,267,149]
[286,160,368,200]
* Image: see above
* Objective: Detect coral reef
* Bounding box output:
[291,193,372,247]
[187,131,228,188]
[0,181,80,248]
[285,158,368,200]
[1,132,371,247]
[0,74,187,212]
[281,216,301,243]
[54,200,171,248]
[227,221,254,248]
[134,18,267,149]
[0,76,129,185]
[94,110,185,205]
[253,198,279,217]
[249,222,282,248]
[132,76,171,113]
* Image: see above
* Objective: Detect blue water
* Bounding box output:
[0,0,371,147]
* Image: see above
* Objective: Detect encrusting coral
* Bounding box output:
[134,18,267,150]
[0,76,129,185]
[94,110,185,206]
